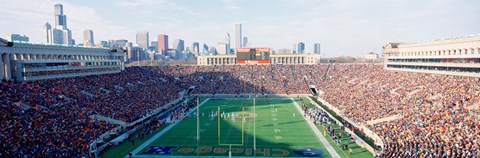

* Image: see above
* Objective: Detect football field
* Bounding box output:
[129,97,339,157]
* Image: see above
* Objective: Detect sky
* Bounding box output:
[0,0,479,57]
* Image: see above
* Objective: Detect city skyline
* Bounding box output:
[1,0,479,57]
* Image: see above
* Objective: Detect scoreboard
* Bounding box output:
[236,48,270,65]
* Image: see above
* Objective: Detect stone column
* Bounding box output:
[0,54,4,80]
[4,54,11,80]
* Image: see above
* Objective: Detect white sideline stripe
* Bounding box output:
[130,98,211,157]
[290,98,341,158]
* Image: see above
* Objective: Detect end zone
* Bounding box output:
[129,98,211,157]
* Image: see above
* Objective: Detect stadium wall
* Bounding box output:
[196,54,320,65]
[383,35,480,77]
[192,93,311,98]
[89,96,189,157]
[309,96,383,156]
[0,38,124,81]
[308,97,383,156]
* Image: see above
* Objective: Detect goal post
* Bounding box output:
[217,106,245,146]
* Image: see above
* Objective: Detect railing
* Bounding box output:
[193,93,310,98]
[88,96,190,157]
[23,70,121,81]
[308,96,384,156]
[25,65,121,72]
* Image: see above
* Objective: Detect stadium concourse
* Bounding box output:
[1,64,479,157]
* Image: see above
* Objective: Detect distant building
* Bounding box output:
[5,34,29,42]
[202,43,209,54]
[52,28,72,45]
[314,43,321,54]
[54,4,67,29]
[209,47,217,55]
[225,33,231,54]
[158,34,168,54]
[166,49,178,59]
[136,32,149,49]
[243,36,248,48]
[83,30,94,46]
[235,23,242,50]
[365,52,379,60]
[125,43,148,62]
[217,42,228,55]
[115,39,128,48]
[186,51,196,61]
[192,42,200,53]
[49,4,73,45]
[150,41,158,51]
[95,41,108,47]
[276,48,292,54]
[292,44,297,54]
[173,39,185,52]
[297,42,305,54]
[43,23,53,44]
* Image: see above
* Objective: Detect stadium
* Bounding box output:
[2,35,480,157]
[1,2,480,157]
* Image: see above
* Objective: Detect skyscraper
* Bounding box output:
[202,43,209,54]
[52,28,72,45]
[157,34,168,54]
[314,43,321,54]
[83,29,94,46]
[243,36,248,48]
[297,42,305,54]
[173,39,185,52]
[292,44,297,54]
[54,4,67,29]
[192,42,200,53]
[43,23,53,44]
[225,33,231,54]
[136,32,149,49]
[150,41,158,51]
[217,42,227,55]
[47,4,73,45]
[235,23,242,50]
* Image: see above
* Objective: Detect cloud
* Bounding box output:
[0,0,137,43]
[222,0,240,11]
[1,0,478,57]
[116,0,200,16]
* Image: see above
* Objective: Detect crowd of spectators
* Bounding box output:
[315,64,480,157]
[0,67,183,157]
[1,64,479,157]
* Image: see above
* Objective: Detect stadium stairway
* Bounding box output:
[366,114,402,126]
[89,114,127,126]
[81,90,95,97]
[100,88,111,93]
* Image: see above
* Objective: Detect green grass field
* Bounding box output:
[100,97,373,158]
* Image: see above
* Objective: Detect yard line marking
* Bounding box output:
[290,98,341,158]
[130,98,210,157]
[275,135,283,140]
